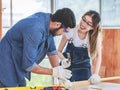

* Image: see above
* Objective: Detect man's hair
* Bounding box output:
[51,8,76,28]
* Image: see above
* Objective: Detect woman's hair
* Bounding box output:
[83,10,101,57]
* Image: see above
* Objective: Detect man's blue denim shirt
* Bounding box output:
[0,12,57,86]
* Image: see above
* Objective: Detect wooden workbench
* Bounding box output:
[69,82,120,90]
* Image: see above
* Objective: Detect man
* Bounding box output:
[0,8,76,87]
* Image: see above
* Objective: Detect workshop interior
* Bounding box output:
[0,0,120,90]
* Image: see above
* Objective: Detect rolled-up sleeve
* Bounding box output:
[26,63,37,71]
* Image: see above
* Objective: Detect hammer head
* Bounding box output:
[63,52,71,61]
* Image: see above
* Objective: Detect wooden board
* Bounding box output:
[69,82,120,90]
[94,29,120,82]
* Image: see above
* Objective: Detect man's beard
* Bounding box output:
[50,27,61,36]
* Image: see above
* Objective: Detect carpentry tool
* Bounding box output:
[72,76,120,87]
[44,86,68,90]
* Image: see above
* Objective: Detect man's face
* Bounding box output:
[50,27,61,36]
[50,24,69,36]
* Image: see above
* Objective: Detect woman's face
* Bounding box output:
[79,15,93,32]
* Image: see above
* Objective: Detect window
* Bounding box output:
[55,0,120,27]
[2,0,11,28]
[55,0,99,23]
[2,0,51,36]
[12,0,50,25]
[101,0,120,27]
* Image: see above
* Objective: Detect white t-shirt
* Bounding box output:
[65,26,90,49]
[64,26,102,65]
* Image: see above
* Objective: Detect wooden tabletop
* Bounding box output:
[69,82,120,90]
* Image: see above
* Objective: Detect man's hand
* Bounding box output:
[52,66,72,80]
[61,59,71,68]
[89,74,101,84]
[53,77,72,88]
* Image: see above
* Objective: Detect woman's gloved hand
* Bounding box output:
[61,59,71,68]
[89,74,101,84]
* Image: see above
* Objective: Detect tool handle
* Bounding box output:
[72,76,120,87]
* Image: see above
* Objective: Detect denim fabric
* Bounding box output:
[63,43,90,64]
[18,79,26,87]
[0,12,57,87]
[71,68,91,81]
[63,42,91,81]
[0,81,4,87]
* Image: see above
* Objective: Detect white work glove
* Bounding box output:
[52,66,72,80]
[59,79,72,88]
[61,59,71,68]
[53,77,72,87]
[53,77,59,85]
[89,74,101,84]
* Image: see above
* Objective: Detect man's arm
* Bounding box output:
[48,55,59,67]
[29,61,72,81]
[30,64,53,75]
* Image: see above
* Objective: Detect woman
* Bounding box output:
[58,10,102,84]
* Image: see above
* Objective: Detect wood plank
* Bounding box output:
[69,82,120,90]
[102,29,120,83]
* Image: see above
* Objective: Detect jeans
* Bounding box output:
[70,67,91,81]
[63,42,91,81]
